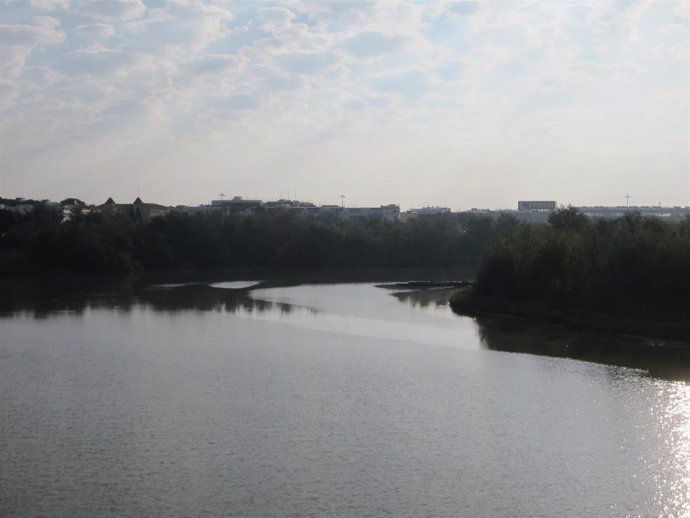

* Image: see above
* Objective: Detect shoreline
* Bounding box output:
[449,287,690,346]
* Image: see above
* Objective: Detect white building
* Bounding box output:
[343,205,400,222]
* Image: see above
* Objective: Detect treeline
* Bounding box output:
[0,204,519,273]
[451,208,690,327]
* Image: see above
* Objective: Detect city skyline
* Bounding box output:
[3,192,688,215]
[1,0,688,209]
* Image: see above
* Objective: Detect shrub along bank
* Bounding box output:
[450,208,690,340]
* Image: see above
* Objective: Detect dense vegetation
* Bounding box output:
[450,208,690,337]
[0,201,518,273]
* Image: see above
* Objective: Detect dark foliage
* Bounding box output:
[469,209,690,319]
[0,204,517,274]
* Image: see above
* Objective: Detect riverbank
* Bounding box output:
[449,286,690,345]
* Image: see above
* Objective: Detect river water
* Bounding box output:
[1,272,688,517]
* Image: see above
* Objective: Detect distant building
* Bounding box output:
[517,201,557,212]
[344,204,400,222]
[512,200,557,223]
[96,197,170,222]
[319,205,342,217]
[97,197,128,216]
[210,196,263,216]
[174,197,402,221]
[464,202,690,223]
[175,204,219,215]
[264,199,318,217]
[253,198,400,221]
[577,205,689,221]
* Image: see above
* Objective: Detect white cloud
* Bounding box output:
[261,73,303,92]
[0,16,64,77]
[446,1,479,17]
[0,16,64,46]
[29,0,69,11]
[286,0,373,23]
[22,64,61,86]
[73,0,146,22]
[179,54,246,76]
[343,31,406,57]
[674,0,690,19]
[275,51,335,73]
[667,40,690,59]
[370,69,432,96]
[210,93,260,111]
[256,6,295,31]
[124,1,233,55]
[56,49,135,76]
[74,23,114,47]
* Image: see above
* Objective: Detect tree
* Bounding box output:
[548,206,588,231]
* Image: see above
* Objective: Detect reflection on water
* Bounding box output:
[2,273,688,381]
[0,267,473,317]
[654,382,690,517]
[139,284,300,315]
[0,276,302,318]
[390,287,457,308]
[1,272,689,517]
[209,280,261,290]
[0,273,137,318]
[390,287,690,381]
[473,315,690,381]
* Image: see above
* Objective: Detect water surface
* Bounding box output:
[1,274,688,517]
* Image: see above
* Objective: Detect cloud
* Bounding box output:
[287,0,373,23]
[447,2,479,17]
[0,0,69,9]
[99,97,144,118]
[254,6,310,42]
[180,54,246,75]
[124,2,233,54]
[0,0,688,208]
[436,59,463,81]
[209,93,260,112]
[276,51,335,73]
[343,31,406,58]
[0,15,64,46]
[674,0,690,19]
[74,23,114,46]
[256,6,295,31]
[73,0,146,22]
[370,69,431,95]
[29,0,69,11]
[262,74,303,92]
[22,64,61,86]
[0,16,65,77]
[667,40,690,59]
[342,94,392,111]
[56,49,136,76]
[0,81,18,110]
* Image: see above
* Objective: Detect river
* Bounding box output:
[1,271,688,517]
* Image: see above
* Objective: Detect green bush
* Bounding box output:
[472,209,690,318]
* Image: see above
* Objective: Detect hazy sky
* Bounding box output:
[0,0,688,210]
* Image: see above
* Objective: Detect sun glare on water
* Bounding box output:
[654,381,690,518]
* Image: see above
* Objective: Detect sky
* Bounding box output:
[0,0,688,210]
